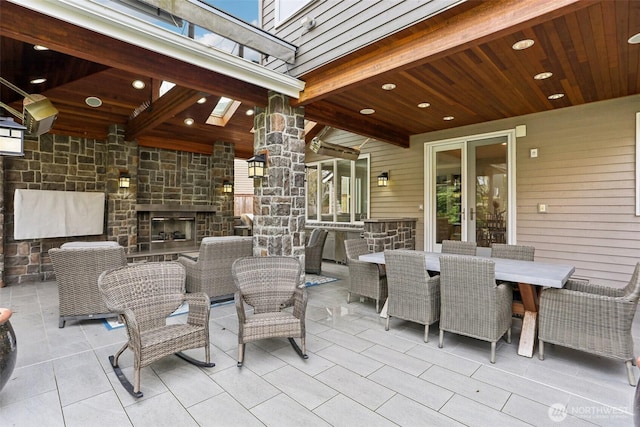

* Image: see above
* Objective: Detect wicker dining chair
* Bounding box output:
[98,262,214,398]
[177,236,253,302]
[539,262,640,386]
[441,240,477,256]
[490,243,535,261]
[344,239,388,313]
[232,256,308,367]
[49,242,127,328]
[438,255,512,363]
[384,249,440,342]
[305,228,328,274]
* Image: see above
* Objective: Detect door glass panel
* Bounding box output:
[435,148,462,243]
[306,165,318,221]
[336,160,351,222]
[354,157,368,220]
[473,139,508,248]
[321,163,334,221]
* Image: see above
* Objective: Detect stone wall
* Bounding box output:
[363,218,417,253]
[1,127,235,286]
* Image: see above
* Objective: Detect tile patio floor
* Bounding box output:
[0,261,637,426]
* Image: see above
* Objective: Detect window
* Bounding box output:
[274,0,314,27]
[306,155,369,223]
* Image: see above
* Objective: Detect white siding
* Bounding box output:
[262,0,463,76]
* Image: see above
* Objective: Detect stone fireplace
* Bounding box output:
[136,204,217,252]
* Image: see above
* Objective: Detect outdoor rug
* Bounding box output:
[103,299,234,330]
[305,274,338,287]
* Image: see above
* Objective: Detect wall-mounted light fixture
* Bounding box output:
[247,152,267,178]
[0,117,26,156]
[377,172,389,187]
[119,171,131,189]
[223,180,233,193]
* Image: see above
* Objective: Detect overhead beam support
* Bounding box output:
[4,0,304,99]
[145,0,297,63]
[294,0,588,105]
[305,101,409,148]
[126,86,203,141]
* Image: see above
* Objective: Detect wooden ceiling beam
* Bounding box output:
[294,0,590,105]
[126,86,203,140]
[0,1,268,107]
[305,101,410,148]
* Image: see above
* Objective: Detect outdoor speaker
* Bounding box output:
[23,94,58,137]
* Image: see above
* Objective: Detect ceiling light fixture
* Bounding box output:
[417,102,431,108]
[132,80,146,89]
[184,117,194,125]
[548,93,565,100]
[512,39,534,50]
[29,78,46,84]
[196,97,207,104]
[85,96,103,108]
[381,83,396,90]
[245,109,254,116]
[534,72,553,80]
[443,116,454,121]
[628,33,640,44]
[33,45,49,51]
[360,108,375,115]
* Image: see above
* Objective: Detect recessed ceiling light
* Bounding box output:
[184,118,195,125]
[245,109,254,116]
[33,45,49,51]
[512,39,535,50]
[534,71,553,80]
[417,102,431,108]
[29,78,46,84]
[443,116,455,121]
[85,96,103,107]
[381,83,396,91]
[628,33,640,44]
[196,97,207,104]
[548,93,565,100]
[360,108,375,115]
[132,80,146,89]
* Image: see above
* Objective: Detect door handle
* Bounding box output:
[461,208,465,220]
[470,208,475,221]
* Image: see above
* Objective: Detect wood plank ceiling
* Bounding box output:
[0,0,639,158]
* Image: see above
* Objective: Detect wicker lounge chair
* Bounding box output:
[177,236,252,302]
[539,262,640,386]
[232,256,307,367]
[344,239,388,313]
[49,242,126,328]
[305,228,328,274]
[438,255,512,363]
[490,243,535,261]
[441,240,477,256]
[98,262,214,398]
[384,249,440,342]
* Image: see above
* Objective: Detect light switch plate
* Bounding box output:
[530,148,538,158]
[537,203,547,213]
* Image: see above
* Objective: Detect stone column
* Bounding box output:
[105,124,138,252]
[252,92,305,258]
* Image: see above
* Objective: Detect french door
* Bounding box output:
[426,130,515,252]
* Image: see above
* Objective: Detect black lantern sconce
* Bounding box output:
[119,171,131,189]
[223,180,233,193]
[247,152,267,178]
[377,172,389,187]
[0,117,25,156]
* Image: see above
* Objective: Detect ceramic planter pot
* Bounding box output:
[0,308,17,392]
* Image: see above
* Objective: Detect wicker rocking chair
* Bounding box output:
[98,262,214,398]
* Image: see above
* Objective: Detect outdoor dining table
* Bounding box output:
[359,251,575,358]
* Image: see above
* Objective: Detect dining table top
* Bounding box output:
[359,251,575,288]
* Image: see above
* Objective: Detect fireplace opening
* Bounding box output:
[150,214,195,250]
